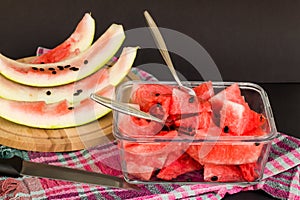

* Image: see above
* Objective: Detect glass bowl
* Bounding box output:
[113,81,278,184]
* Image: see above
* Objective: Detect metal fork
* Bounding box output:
[144,10,196,96]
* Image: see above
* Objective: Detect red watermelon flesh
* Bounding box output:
[193,81,214,101]
[173,114,199,135]
[187,142,264,165]
[204,164,243,182]
[118,112,164,136]
[123,130,179,155]
[125,161,154,181]
[186,126,265,165]
[239,162,260,182]
[131,84,172,114]
[210,83,246,114]
[169,87,200,115]
[220,100,265,135]
[123,151,167,169]
[157,153,202,180]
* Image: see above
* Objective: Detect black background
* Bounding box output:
[1,1,300,199]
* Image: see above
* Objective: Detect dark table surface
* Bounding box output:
[1,1,300,199]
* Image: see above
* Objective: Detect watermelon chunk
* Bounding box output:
[123,131,180,168]
[118,112,164,136]
[131,84,172,114]
[210,83,246,113]
[239,162,260,182]
[186,126,265,165]
[157,153,202,180]
[204,164,243,182]
[125,161,154,181]
[193,81,214,101]
[219,100,265,135]
[169,87,200,115]
[173,114,199,135]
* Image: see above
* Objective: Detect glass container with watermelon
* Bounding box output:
[113,81,278,184]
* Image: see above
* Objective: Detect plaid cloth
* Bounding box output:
[0,48,299,199]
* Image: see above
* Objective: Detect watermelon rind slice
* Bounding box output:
[0,24,125,87]
[0,47,138,129]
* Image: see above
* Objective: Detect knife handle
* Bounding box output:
[0,156,23,177]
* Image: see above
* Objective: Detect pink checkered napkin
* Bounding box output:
[5,133,295,200]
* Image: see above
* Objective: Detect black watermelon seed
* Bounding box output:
[46,91,51,95]
[51,71,57,74]
[189,96,195,103]
[73,92,79,96]
[223,126,230,133]
[155,93,160,96]
[77,89,83,94]
[57,66,64,70]
[32,67,38,70]
[260,115,264,121]
[70,67,79,71]
[48,68,55,71]
[39,68,45,71]
[211,176,218,181]
[255,143,260,146]
[64,65,71,68]
[68,107,74,110]
[84,60,88,64]
[40,62,45,64]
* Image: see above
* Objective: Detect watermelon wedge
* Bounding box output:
[0,24,125,87]
[30,13,95,64]
[0,47,138,128]
[0,85,114,129]
[0,47,137,104]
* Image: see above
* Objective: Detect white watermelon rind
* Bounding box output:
[0,47,138,129]
[0,24,125,87]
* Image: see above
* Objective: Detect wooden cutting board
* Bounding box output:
[0,71,139,152]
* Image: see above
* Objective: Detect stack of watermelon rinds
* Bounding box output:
[118,82,268,182]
